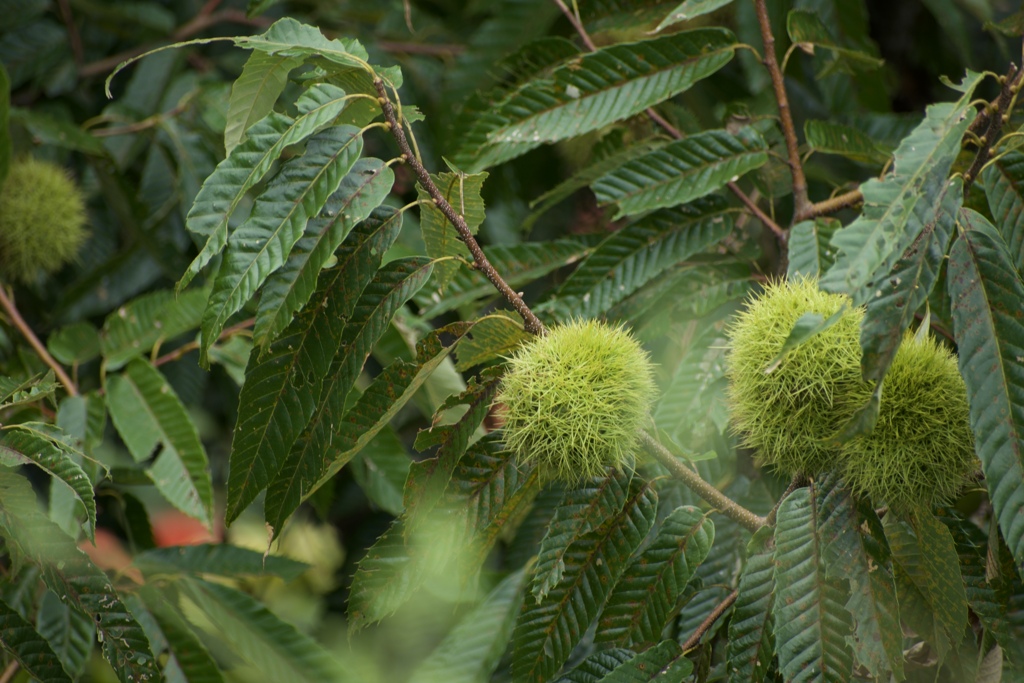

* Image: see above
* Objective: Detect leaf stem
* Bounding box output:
[964,63,1022,195]
[681,589,738,651]
[152,318,254,367]
[0,286,78,396]
[373,78,546,335]
[753,0,810,220]
[800,189,864,220]
[640,431,766,533]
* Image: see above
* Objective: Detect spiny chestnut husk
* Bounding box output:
[0,157,88,284]
[727,279,976,510]
[497,319,656,484]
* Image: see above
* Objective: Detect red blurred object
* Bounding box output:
[151,510,219,547]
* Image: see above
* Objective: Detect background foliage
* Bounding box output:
[1,1,1023,682]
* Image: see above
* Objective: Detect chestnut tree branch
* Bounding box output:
[800,189,864,220]
[964,63,1022,195]
[0,286,78,396]
[753,0,810,219]
[640,431,766,533]
[681,589,739,651]
[373,78,546,335]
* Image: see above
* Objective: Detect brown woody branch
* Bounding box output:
[681,589,739,651]
[373,79,546,335]
[964,64,1022,195]
[799,189,864,220]
[0,286,78,396]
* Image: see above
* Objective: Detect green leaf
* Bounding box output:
[774,486,854,683]
[0,425,96,541]
[346,519,420,632]
[786,9,884,74]
[884,509,969,661]
[35,590,93,680]
[554,649,636,683]
[265,320,471,533]
[415,238,595,318]
[200,125,364,362]
[234,17,369,72]
[8,107,106,156]
[106,359,213,527]
[180,84,353,290]
[593,128,767,218]
[0,594,72,683]
[454,312,530,371]
[0,470,159,683]
[817,476,904,681]
[947,208,1024,571]
[653,321,730,439]
[409,568,528,683]
[134,544,309,581]
[225,208,403,524]
[224,51,304,154]
[138,586,225,683]
[351,427,409,516]
[819,71,982,298]
[47,322,101,366]
[99,288,208,370]
[788,218,840,279]
[0,62,9,187]
[982,150,1024,275]
[453,29,738,172]
[597,506,714,647]
[655,0,736,32]
[417,170,488,292]
[725,526,775,683]
[512,476,658,683]
[555,201,734,318]
[178,577,352,683]
[0,374,58,411]
[597,640,692,682]
[804,120,889,165]
[531,473,634,603]
[859,177,961,382]
[252,158,395,348]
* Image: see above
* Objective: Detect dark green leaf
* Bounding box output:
[725,526,775,683]
[655,0,736,31]
[774,486,854,683]
[234,17,369,72]
[597,640,692,681]
[134,544,309,580]
[804,120,889,165]
[554,649,636,683]
[417,170,488,292]
[593,128,767,218]
[138,586,224,683]
[0,62,8,187]
[35,590,93,680]
[0,594,72,683]
[787,9,884,73]
[948,208,1024,571]
[99,288,207,370]
[982,150,1024,275]
[454,312,530,371]
[47,322,101,366]
[788,218,840,280]
[224,51,304,154]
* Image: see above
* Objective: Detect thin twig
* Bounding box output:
[753,0,809,220]
[681,589,739,651]
[374,79,546,335]
[964,64,1022,195]
[764,474,805,527]
[0,287,77,396]
[641,431,766,533]
[0,661,19,683]
[800,188,864,220]
[78,9,268,79]
[90,96,194,138]
[551,0,597,51]
[57,0,84,66]
[153,318,254,367]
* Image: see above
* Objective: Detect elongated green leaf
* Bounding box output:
[0,426,95,540]
[555,649,636,683]
[726,526,775,683]
[351,427,409,516]
[532,473,633,603]
[655,0,735,31]
[0,470,159,683]
[654,322,729,440]
[819,71,981,298]
[418,170,488,292]
[804,120,889,165]
[817,476,904,681]
[597,506,714,647]
[454,29,738,172]
[512,477,658,683]
[106,359,213,526]
[0,374,58,410]
[265,320,470,532]
[884,510,968,661]
[347,519,419,632]
[409,568,528,683]
[948,208,1024,571]
[415,238,595,318]
[181,84,354,290]
[234,17,369,71]
[788,218,840,279]
[597,640,692,682]
[200,125,364,361]
[100,288,208,370]
[593,129,767,218]
[253,158,395,348]
[786,9,884,74]
[224,51,303,154]
[225,208,402,523]
[555,201,734,318]
[524,136,667,231]
[0,594,72,683]
[859,177,961,382]
[35,590,93,681]
[982,150,1024,275]
[179,578,352,683]
[139,586,224,683]
[134,544,308,580]
[454,312,530,371]
[47,322,100,366]
[774,486,854,683]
